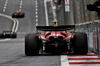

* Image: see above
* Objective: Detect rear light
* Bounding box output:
[35,32,41,34]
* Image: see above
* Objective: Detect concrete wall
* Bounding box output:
[57,0,98,25]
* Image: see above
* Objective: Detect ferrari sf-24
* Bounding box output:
[25,25,88,56]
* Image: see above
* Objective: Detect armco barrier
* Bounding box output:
[75,25,79,32]
[99,22,100,53]
[88,23,94,51]
[75,21,100,54]
[80,25,83,32]
[93,22,99,54]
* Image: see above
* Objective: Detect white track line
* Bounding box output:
[61,53,100,66]
[70,64,100,66]
[0,39,11,41]
[35,9,38,11]
[36,19,38,22]
[67,56,98,58]
[69,60,100,62]
[14,19,19,32]
[61,55,69,66]
[12,19,16,32]
[19,6,22,8]
[36,2,38,5]
[19,0,23,11]
[3,0,8,12]
[36,15,38,18]
[35,12,38,14]
[36,5,38,8]
[36,23,38,26]
[35,0,38,26]
[44,0,49,26]
[35,0,37,3]
[20,0,23,5]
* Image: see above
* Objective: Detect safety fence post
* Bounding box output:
[75,25,79,32]
[93,22,99,54]
[80,25,83,32]
[82,24,86,32]
[86,24,89,50]
[98,22,100,54]
[88,23,94,51]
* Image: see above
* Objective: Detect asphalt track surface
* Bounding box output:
[0,0,60,66]
[0,0,100,66]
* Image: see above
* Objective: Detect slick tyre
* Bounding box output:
[11,32,17,38]
[12,14,15,18]
[0,33,3,38]
[25,34,39,56]
[21,13,25,18]
[73,32,88,55]
[22,13,25,17]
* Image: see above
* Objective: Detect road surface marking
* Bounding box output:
[36,19,38,22]
[61,55,69,66]
[3,0,8,12]
[36,15,38,18]
[44,0,49,26]
[5,3,7,6]
[36,22,38,26]
[19,0,23,11]
[36,2,38,5]
[61,52,100,66]
[20,0,23,5]
[14,18,19,32]
[35,12,38,14]
[19,6,22,8]
[35,0,38,25]
[35,0,37,3]
[36,8,38,11]
[0,39,11,41]
[0,39,24,42]
[3,10,5,12]
[36,5,38,8]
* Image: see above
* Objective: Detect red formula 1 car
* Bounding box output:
[25,25,88,56]
[12,11,25,18]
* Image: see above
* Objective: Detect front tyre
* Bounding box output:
[25,34,39,56]
[73,32,88,55]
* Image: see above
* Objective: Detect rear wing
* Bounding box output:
[36,25,75,31]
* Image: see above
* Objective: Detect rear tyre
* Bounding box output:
[11,32,17,38]
[12,14,15,18]
[0,33,3,38]
[25,34,39,56]
[22,13,25,17]
[73,32,88,55]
